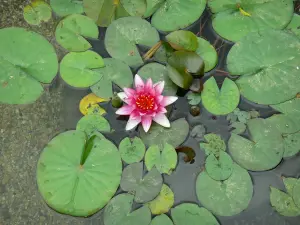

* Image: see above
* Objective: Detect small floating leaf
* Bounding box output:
[23,0,52,25]
[187,92,201,105]
[79,93,108,116]
[76,114,111,137]
[283,177,298,195]
[119,137,146,164]
[166,30,198,52]
[50,0,84,17]
[150,214,174,225]
[230,121,246,135]
[200,133,226,156]
[195,37,218,72]
[190,124,206,141]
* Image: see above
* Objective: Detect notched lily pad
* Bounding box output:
[230,121,246,135]
[190,124,206,141]
[23,0,52,26]
[120,162,163,203]
[195,37,218,72]
[200,133,226,156]
[271,97,300,115]
[187,92,201,105]
[79,93,108,116]
[283,177,298,196]
[76,114,111,137]
[150,214,174,225]
[282,132,300,158]
[166,30,198,51]
[119,137,146,164]
[50,0,84,17]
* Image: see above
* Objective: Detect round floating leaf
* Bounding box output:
[90,58,133,98]
[228,118,284,171]
[55,14,98,52]
[23,0,52,26]
[270,187,300,217]
[105,17,159,68]
[283,132,300,158]
[60,51,104,88]
[79,93,108,116]
[50,0,83,17]
[145,144,178,175]
[119,137,146,164]
[138,63,177,96]
[154,42,174,64]
[151,0,206,32]
[233,108,251,124]
[195,37,218,72]
[230,121,246,135]
[76,114,111,137]
[202,77,240,115]
[150,214,174,225]
[144,0,165,18]
[271,97,300,114]
[148,184,174,215]
[37,131,122,217]
[104,193,151,225]
[200,133,226,156]
[120,162,163,203]
[293,179,300,208]
[227,30,300,105]
[139,118,189,149]
[120,0,146,16]
[283,177,298,196]
[196,163,253,216]
[166,30,198,51]
[286,14,300,38]
[266,114,300,134]
[205,151,233,181]
[190,124,206,141]
[0,27,58,104]
[187,92,201,105]
[171,203,220,225]
[208,0,293,42]
[83,0,129,27]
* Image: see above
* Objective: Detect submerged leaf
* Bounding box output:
[166,30,198,51]
[23,0,52,25]
[190,124,206,141]
[119,137,146,164]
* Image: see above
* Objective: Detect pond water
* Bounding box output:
[1,1,300,225]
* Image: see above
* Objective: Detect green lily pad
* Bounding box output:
[271,98,300,114]
[0,27,58,104]
[293,179,300,208]
[200,133,226,156]
[202,77,240,115]
[83,0,129,27]
[104,193,151,225]
[50,0,84,17]
[171,203,220,225]
[227,30,300,105]
[166,30,198,51]
[137,63,177,96]
[233,108,251,124]
[190,124,206,141]
[266,114,300,134]
[196,163,253,216]
[270,187,300,217]
[23,0,52,26]
[208,0,293,42]
[151,0,206,32]
[230,121,246,135]
[205,151,233,181]
[144,0,165,18]
[187,92,201,105]
[282,132,300,158]
[283,177,298,195]
[150,214,174,225]
[154,42,174,64]
[76,114,111,137]
[228,118,284,171]
[90,58,133,98]
[60,51,104,88]
[120,0,146,16]
[37,131,122,217]
[145,144,178,175]
[120,162,163,203]
[55,14,98,52]
[139,118,189,149]
[286,13,300,38]
[195,37,218,72]
[148,184,175,215]
[119,137,145,164]
[105,17,159,68]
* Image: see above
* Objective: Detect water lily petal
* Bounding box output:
[118,92,127,101]
[116,105,134,115]
[156,95,163,103]
[154,81,165,95]
[126,114,141,130]
[158,106,167,114]
[153,114,170,127]
[161,96,178,106]
[145,78,153,90]
[134,74,145,89]
[141,116,152,132]
[123,88,136,98]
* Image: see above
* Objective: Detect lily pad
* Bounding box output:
[202,77,240,115]
[154,42,174,64]
[90,58,133,98]
[119,137,146,164]
[139,118,189,149]
[228,118,284,171]
[171,203,220,225]
[208,0,293,42]
[187,92,201,105]
[282,132,300,158]
[60,51,104,88]
[23,0,52,26]
[104,193,151,225]
[283,177,298,196]
[195,37,218,72]
[50,0,84,17]
[37,131,122,217]
[120,0,146,16]
[166,30,198,51]
[79,93,108,116]
[190,124,206,141]
[145,144,178,175]
[137,63,177,96]
[55,14,99,52]
[230,122,246,135]
[286,13,300,38]
[76,114,111,137]
[270,187,300,217]
[83,0,129,27]
[120,162,163,203]
[266,114,300,134]
[293,179,300,208]
[205,151,233,181]
[200,133,226,156]
[271,98,300,115]
[233,108,251,124]
[150,214,174,225]
[196,163,253,216]
[105,17,159,68]
[151,0,206,32]
[0,27,58,104]
[144,0,165,18]
[148,184,175,215]
[227,30,300,105]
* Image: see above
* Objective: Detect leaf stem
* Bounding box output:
[143,41,162,61]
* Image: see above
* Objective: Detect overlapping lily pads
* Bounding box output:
[271,98,300,114]
[50,0,84,17]
[286,13,300,38]
[195,37,218,72]
[0,27,58,104]
[200,133,226,156]
[208,0,293,42]
[23,0,52,26]
[166,30,198,52]
[37,131,122,217]
[119,137,145,164]
[227,30,300,105]
[76,114,111,137]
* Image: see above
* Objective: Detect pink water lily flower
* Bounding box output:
[116,74,178,132]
